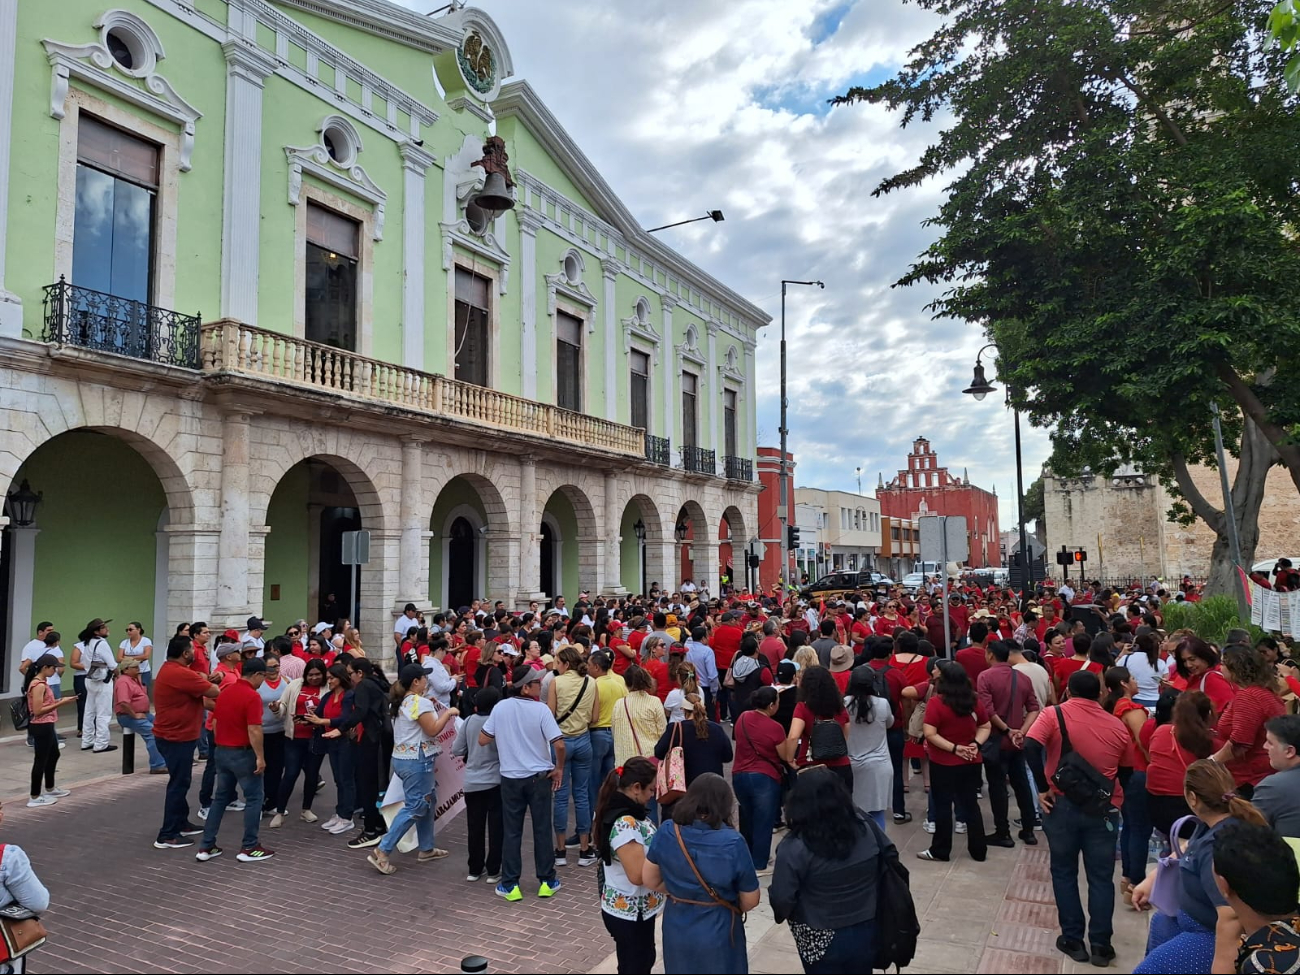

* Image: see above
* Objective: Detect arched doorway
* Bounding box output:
[4,430,171,692]
[447,517,477,610]
[264,458,366,629]
[539,520,557,598]
[620,495,666,596]
[541,485,598,602]
[720,504,747,593]
[675,501,707,589]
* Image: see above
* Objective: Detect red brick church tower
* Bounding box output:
[876,437,1002,567]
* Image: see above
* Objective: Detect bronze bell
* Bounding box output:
[473,171,515,222]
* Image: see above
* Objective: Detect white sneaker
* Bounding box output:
[956,821,968,834]
[197,807,210,821]
[268,813,283,829]
[320,815,342,831]
[57,741,66,750]
[300,810,319,824]
[26,795,57,807]
[329,819,356,835]
[229,800,246,812]
[922,820,936,834]
[42,788,71,798]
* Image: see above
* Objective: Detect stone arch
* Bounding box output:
[542,482,600,598]
[429,471,514,609]
[428,468,514,537]
[252,436,391,534]
[675,499,710,590]
[619,492,668,595]
[719,504,747,592]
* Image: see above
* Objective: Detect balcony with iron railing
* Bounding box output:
[645,434,671,466]
[42,277,201,368]
[723,455,753,481]
[682,445,715,475]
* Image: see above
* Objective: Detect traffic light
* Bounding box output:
[747,554,760,569]
[1074,549,1087,563]
[1056,547,1072,566]
[787,525,800,548]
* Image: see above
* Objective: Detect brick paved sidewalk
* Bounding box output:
[0,729,613,974]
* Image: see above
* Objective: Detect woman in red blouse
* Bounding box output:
[780,666,852,791]
[917,660,989,864]
[1145,690,1214,841]
[1104,667,1153,900]
[1052,633,1103,701]
[1173,636,1236,716]
[1212,645,1286,790]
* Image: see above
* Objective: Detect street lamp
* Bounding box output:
[633,518,647,595]
[779,279,824,592]
[646,210,725,234]
[855,465,863,495]
[962,344,1032,594]
[5,479,42,527]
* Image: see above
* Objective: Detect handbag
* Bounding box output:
[1149,815,1197,916]
[0,849,48,962]
[1049,706,1115,816]
[656,722,687,803]
[907,687,931,739]
[979,671,1019,764]
[9,693,30,731]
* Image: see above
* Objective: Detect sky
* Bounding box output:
[404,0,1053,533]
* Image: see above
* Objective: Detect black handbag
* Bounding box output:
[808,717,848,762]
[1050,706,1115,816]
[9,693,30,731]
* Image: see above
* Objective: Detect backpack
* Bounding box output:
[865,817,919,971]
[808,717,848,762]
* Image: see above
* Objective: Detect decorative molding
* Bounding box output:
[398,141,436,175]
[621,301,661,355]
[441,6,515,102]
[517,206,546,235]
[446,95,494,123]
[285,142,386,240]
[676,324,707,371]
[660,293,680,311]
[43,30,202,171]
[221,40,274,324]
[222,37,276,84]
[545,249,596,330]
[718,343,745,385]
[439,220,510,294]
[267,0,461,54]
[601,258,625,282]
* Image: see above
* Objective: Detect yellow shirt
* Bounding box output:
[612,690,668,766]
[593,672,627,728]
[553,670,597,737]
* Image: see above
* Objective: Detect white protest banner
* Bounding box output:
[380,707,467,853]
[1251,583,1265,626]
[1263,589,1283,632]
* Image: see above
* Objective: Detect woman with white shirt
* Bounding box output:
[1117,631,1163,709]
[117,621,153,693]
[421,640,460,707]
[368,664,458,875]
[664,666,700,724]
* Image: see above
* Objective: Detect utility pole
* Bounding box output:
[779,279,823,594]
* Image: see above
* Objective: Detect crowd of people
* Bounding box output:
[7,577,1300,975]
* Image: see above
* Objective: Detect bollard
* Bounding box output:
[122,729,135,775]
[461,956,488,974]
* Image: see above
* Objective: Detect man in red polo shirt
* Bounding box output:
[1026,670,1132,967]
[196,656,273,864]
[710,612,743,719]
[152,634,221,849]
[956,620,993,683]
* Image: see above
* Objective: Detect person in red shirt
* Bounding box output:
[607,621,637,676]
[919,660,990,863]
[1051,633,1103,701]
[948,595,970,642]
[199,641,246,817]
[1212,646,1287,788]
[641,636,671,703]
[731,687,787,872]
[780,666,851,789]
[1104,667,1153,894]
[758,620,787,672]
[709,613,743,716]
[197,656,273,863]
[1174,636,1237,716]
[152,634,221,849]
[1144,690,1214,838]
[956,620,993,684]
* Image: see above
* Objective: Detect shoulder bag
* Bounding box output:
[655,722,687,803]
[979,670,1019,764]
[1149,815,1197,917]
[10,686,32,731]
[555,675,590,727]
[808,715,849,763]
[623,698,658,767]
[906,686,930,740]
[1049,706,1115,817]
[668,823,743,946]
[741,711,795,792]
[0,847,48,962]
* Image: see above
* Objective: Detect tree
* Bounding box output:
[838,0,1300,592]
[1023,476,1045,532]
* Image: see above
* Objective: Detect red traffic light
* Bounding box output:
[1074,550,1087,563]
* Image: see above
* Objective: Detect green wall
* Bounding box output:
[20,432,165,688]
[543,491,580,601]
[263,462,312,625]
[428,477,489,609]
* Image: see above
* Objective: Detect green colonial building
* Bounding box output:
[0,0,766,694]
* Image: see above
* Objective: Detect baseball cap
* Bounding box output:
[216,642,243,657]
[398,663,426,687]
[247,616,271,630]
[513,667,542,688]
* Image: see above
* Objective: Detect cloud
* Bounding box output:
[404,0,1053,549]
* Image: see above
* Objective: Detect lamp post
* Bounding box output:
[646,210,725,234]
[962,344,1033,595]
[855,466,862,495]
[674,514,689,587]
[779,279,824,594]
[633,518,647,595]
[4,479,42,527]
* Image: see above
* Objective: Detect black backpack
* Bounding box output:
[866,817,919,971]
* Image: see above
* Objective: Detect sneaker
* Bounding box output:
[42,788,71,798]
[300,810,319,824]
[922,820,936,834]
[1056,936,1091,964]
[564,834,581,848]
[485,873,501,884]
[153,838,194,850]
[197,807,210,821]
[1015,817,1044,832]
[1018,830,1039,845]
[495,883,523,902]
[268,813,284,829]
[180,823,204,837]
[236,845,275,863]
[320,815,342,831]
[347,831,384,850]
[538,879,561,898]
[368,851,397,875]
[755,866,774,877]
[466,872,484,882]
[892,812,913,825]
[975,789,983,799]
[988,835,1016,849]
[93,744,119,753]
[553,849,568,867]
[956,821,968,834]
[229,800,246,812]
[26,795,57,808]
[329,819,356,836]
[578,848,599,867]
[417,848,449,863]
[194,847,223,862]
[57,741,65,750]
[80,745,92,751]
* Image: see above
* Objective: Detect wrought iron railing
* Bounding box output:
[723,455,753,481]
[682,445,715,475]
[42,277,201,368]
[645,434,671,465]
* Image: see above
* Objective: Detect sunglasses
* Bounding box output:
[288,630,300,636]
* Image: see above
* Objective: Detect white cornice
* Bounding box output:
[269,0,460,54]
[494,79,770,332]
[285,143,387,239]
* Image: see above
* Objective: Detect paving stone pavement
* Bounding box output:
[0,726,1150,974]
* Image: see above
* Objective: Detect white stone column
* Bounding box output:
[744,343,757,458]
[604,471,627,595]
[399,143,435,370]
[5,525,37,694]
[519,209,544,399]
[0,0,23,337]
[220,41,277,325]
[692,533,720,595]
[601,260,622,421]
[215,411,254,624]
[516,454,544,605]
[163,525,219,631]
[661,295,678,460]
[365,528,401,640]
[706,322,720,456]
[396,435,429,610]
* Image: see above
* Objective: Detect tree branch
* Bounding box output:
[1216,363,1300,496]
[1171,451,1226,533]
[1114,72,1189,146]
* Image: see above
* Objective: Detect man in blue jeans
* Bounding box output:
[151,634,221,849]
[1026,670,1132,968]
[481,666,565,902]
[196,656,275,863]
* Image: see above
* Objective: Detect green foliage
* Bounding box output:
[837,0,1300,491]
[1024,476,1045,527]
[1161,594,1261,644]
[1269,0,1300,89]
